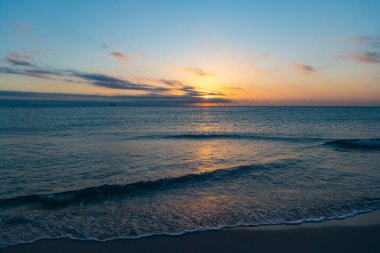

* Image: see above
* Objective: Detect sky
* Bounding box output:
[0,0,380,106]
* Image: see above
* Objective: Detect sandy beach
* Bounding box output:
[2,210,380,253]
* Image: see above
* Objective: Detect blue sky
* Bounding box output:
[1,0,380,105]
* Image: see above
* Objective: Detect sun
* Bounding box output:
[202,95,214,99]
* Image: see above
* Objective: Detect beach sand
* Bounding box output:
[2,210,380,253]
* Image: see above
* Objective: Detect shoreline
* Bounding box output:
[2,210,380,253]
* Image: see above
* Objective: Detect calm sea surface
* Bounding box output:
[1,106,380,247]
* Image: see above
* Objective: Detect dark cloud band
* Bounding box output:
[0,90,233,106]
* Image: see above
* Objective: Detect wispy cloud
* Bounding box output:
[1,48,227,102]
[0,67,64,80]
[346,35,380,49]
[6,51,34,66]
[292,63,315,74]
[348,52,380,64]
[74,72,168,91]
[159,79,225,97]
[0,90,233,106]
[15,23,31,31]
[224,86,243,90]
[160,79,184,87]
[0,67,24,75]
[184,67,214,76]
[109,51,130,62]
[179,85,224,97]
[0,65,169,92]
[0,62,226,99]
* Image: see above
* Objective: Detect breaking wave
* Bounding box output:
[325,138,380,150]
[134,133,326,143]
[0,162,280,210]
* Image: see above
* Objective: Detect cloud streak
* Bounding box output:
[0,90,233,106]
[0,67,65,80]
[160,79,185,88]
[74,72,169,91]
[159,79,225,97]
[184,67,214,76]
[347,35,380,49]
[109,51,130,62]
[349,52,380,64]
[343,35,380,64]
[292,63,315,74]
[1,47,227,103]
[0,65,170,92]
[0,60,227,102]
[15,23,31,31]
[6,52,34,66]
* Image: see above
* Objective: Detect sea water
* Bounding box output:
[1,106,380,247]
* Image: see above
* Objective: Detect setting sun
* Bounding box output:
[1,0,379,106]
[1,1,380,252]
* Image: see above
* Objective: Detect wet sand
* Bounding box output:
[2,210,380,253]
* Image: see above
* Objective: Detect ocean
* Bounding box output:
[1,106,380,247]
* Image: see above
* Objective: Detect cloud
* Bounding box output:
[0,90,233,106]
[184,67,214,76]
[159,79,225,97]
[6,52,34,66]
[224,86,243,90]
[0,64,226,97]
[1,52,227,99]
[292,63,315,74]
[109,51,130,62]
[0,67,24,75]
[0,67,65,80]
[24,69,62,76]
[24,69,66,80]
[349,52,380,64]
[179,85,225,97]
[160,79,185,87]
[1,49,174,91]
[15,23,31,31]
[0,63,168,91]
[73,72,169,91]
[346,35,380,49]
[0,65,227,96]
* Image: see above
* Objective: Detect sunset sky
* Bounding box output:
[1,0,380,105]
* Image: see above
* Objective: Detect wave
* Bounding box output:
[325,138,380,150]
[134,133,325,143]
[1,207,379,249]
[0,162,279,210]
